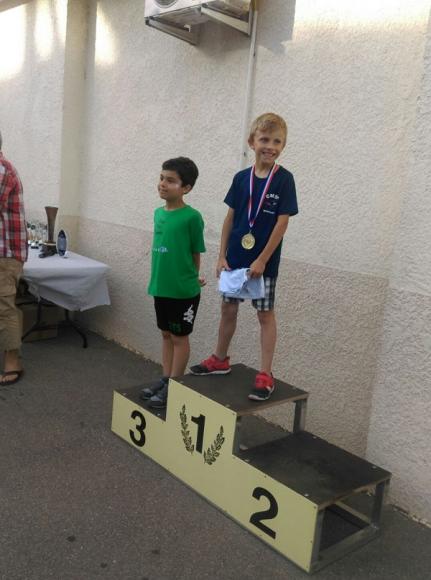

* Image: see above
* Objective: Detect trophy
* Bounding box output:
[39,206,58,258]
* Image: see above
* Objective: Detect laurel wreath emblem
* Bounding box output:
[203,426,225,465]
[179,405,225,465]
[180,404,195,454]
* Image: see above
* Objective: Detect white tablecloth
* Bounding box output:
[23,249,111,311]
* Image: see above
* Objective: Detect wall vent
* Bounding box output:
[145,1,253,44]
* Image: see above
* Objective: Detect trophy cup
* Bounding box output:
[39,206,58,258]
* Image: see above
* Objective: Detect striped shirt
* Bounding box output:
[0,152,28,262]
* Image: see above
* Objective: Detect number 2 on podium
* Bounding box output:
[250,487,278,539]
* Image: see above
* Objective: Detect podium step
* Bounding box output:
[237,431,390,508]
[112,367,391,573]
[176,363,308,416]
[119,383,167,421]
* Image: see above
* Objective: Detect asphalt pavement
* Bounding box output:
[1,329,430,580]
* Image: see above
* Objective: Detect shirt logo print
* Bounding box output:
[183,305,195,324]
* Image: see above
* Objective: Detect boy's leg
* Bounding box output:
[190,299,239,375]
[248,277,277,401]
[149,294,200,408]
[169,294,200,375]
[140,329,171,400]
[215,301,239,360]
[161,330,174,377]
[140,300,172,400]
[170,334,190,376]
[148,334,190,408]
[257,309,276,374]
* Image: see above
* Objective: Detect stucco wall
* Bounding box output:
[0,0,67,219]
[256,0,429,276]
[1,0,430,521]
[366,6,431,522]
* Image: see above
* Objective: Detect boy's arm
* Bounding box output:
[216,207,235,277]
[193,252,200,271]
[249,214,290,278]
[193,253,206,287]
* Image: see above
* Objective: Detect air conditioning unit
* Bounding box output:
[145,1,253,45]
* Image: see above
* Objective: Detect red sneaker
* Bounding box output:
[248,371,275,401]
[189,354,231,375]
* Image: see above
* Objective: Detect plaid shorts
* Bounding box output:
[222,277,276,312]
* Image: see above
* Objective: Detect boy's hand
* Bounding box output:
[198,275,207,287]
[216,257,231,278]
[249,258,266,278]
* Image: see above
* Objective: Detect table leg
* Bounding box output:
[21,300,44,341]
[64,310,88,348]
[21,299,88,348]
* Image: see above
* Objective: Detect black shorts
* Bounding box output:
[154,294,201,336]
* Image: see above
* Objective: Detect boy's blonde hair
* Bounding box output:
[249,113,288,146]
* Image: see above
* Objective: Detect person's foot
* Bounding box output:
[248,371,275,401]
[148,383,168,409]
[139,377,169,401]
[1,350,23,386]
[189,354,231,375]
[0,369,24,386]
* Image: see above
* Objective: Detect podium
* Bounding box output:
[111,364,391,573]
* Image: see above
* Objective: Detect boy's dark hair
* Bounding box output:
[162,157,199,189]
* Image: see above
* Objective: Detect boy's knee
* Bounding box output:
[221,301,239,317]
[171,333,189,345]
[257,309,275,323]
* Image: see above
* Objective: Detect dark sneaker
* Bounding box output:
[189,354,231,375]
[139,377,168,401]
[248,372,275,401]
[148,383,168,409]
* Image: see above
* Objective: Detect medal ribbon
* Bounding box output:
[248,163,278,229]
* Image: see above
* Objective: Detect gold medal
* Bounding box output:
[243,163,278,252]
[241,232,255,250]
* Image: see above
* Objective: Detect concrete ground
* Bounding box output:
[1,329,430,580]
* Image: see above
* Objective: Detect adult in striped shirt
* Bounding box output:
[0,130,27,386]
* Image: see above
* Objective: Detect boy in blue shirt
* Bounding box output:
[190,113,298,401]
[140,157,206,408]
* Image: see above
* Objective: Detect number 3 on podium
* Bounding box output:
[129,409,146,447]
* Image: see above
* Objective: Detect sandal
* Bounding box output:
[0,369,24,386]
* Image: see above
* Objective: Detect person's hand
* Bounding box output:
[198,275,207,287]
[249,258,265,278]
[216,257,231,278]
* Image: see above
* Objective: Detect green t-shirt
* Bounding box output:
[148,205,206,298]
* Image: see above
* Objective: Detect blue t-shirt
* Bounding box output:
[224,165,298,277]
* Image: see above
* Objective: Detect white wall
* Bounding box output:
[367,5,431,522]
[0,0,67,220]
[256,0,429,277]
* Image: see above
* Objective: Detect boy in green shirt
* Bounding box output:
[140,157,206,408]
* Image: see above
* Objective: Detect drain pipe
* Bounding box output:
[239,0,259,169]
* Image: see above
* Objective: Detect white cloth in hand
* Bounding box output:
[218,268,265,300]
